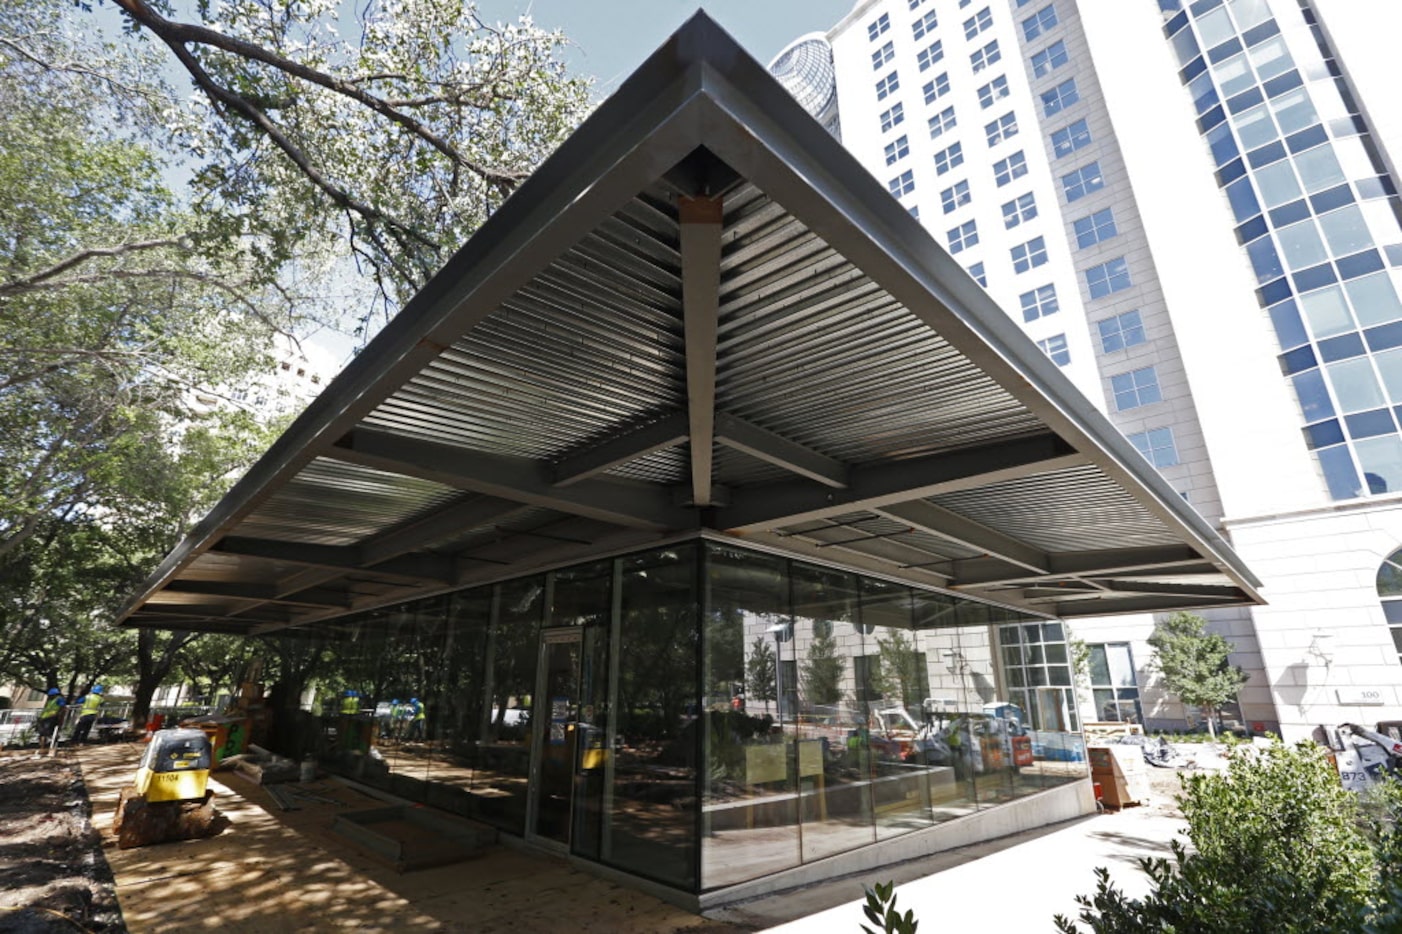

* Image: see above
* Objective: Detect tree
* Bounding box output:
[0,4,301,567]
[1147,612,1247,739]
[101,0,592,318]
[877,630,926,710]
[802,634,845,710]
[1056,743,1390,933]
[746,637,777,716]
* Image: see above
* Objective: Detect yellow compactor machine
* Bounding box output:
[115,728,224,848]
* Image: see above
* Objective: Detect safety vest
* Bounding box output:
[389,703,402,719]
[340,695,358,715]
[81,694,103,716]
[412,702,425,722]
[39,696,63,719]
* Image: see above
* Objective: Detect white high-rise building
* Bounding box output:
[774,0,1402,741]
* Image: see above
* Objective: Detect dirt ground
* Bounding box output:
[0,752,126,934]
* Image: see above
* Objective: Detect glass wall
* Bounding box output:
[285,538,1085,894]
[698,544,1086,890]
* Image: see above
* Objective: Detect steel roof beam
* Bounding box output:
[950,545,1213,587]
[873,500,1046,574]
[1090,579,1246,599]
[359,496,527,566]
[680,194,722,508]
[327,429,693,531]
[550,413,690,487]
[715,412,849,489]
[1047,594,1236,617]
[213,536,454,584]
[163,580,355,609]
[721,432,1085,531]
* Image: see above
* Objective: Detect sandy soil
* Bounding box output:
[0,752,126,933]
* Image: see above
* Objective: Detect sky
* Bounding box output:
[474,1,858,94]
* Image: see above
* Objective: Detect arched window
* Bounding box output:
[1376,548,1402,661]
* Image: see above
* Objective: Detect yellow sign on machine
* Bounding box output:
[133,728,213,802]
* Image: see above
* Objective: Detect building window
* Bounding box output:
[1041,78,1079,116]
[1086,256,1132,298]
[908,205,920,219]
[993,150,1028,186]
[876,71,900,101]
[985,111,1018,146]
[868,12,891,41]
[1073,207,1118,248]
[1097,309,1146,352]
[880,103,906,132]
[1001,191,1037,228]
[977,75,1010,109]
[968,261,987,286]
[928,105,956,138]
[1020,284,1058,321]
[934,142,965,175]
[884,135,910,166]
[947,219,979,254]
[872,40,895,70]
[1022,4,1059,42]
[1051,118,1092,158]
[888,169,916,198]
[1061,161,1104,202]
[1031,39,1069,78]
[963,6,993,39]
[1127,427,1179,468]
[923,72,951,104]
[1377,548,1402,662]
[1088,643,1143,723]
[1111,365,1162,410]
[1011,236,1048,273]
[913,10,939,40]
[999,621,1079,733]
[970,40,1001,73]
[917,40,944,71]
[1038,333,1071,366]
[909,0,926,8]
[940,180,971,213]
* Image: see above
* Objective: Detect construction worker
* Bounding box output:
[36,689,66,744]
[71,685,104,743]
[406,697,425,741]
[340,689,358,716]
[388,699,403,740]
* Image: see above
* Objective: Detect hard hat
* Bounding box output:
[391,698,400,705]
[344,688,354,696]
[410,697,419,704]
[93,685,104,694]
[47,688,60,696]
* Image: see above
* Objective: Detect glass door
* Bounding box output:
[528,629,581,846]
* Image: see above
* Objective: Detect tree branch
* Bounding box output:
[0,238,185,296]
[109,0,526,192]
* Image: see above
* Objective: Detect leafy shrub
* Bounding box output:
[1056,743,1399,932]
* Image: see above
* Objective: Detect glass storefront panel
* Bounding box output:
[431,589,492,817]
[796,565,876,860]
[702,547,799,888]
[606,545,699,891]
[479,577,544,833]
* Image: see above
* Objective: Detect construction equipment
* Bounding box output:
[1328,723,1402,792]
[113,728,224,848]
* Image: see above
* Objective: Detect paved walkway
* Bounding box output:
[743,806,1185,932]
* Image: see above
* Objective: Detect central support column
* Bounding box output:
[679,195,722,508]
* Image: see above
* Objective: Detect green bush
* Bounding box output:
[1056,743,1401,933]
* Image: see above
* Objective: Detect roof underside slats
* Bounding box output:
[118,14,1261,636]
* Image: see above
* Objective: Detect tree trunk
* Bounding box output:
[1205,705,1217,741]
